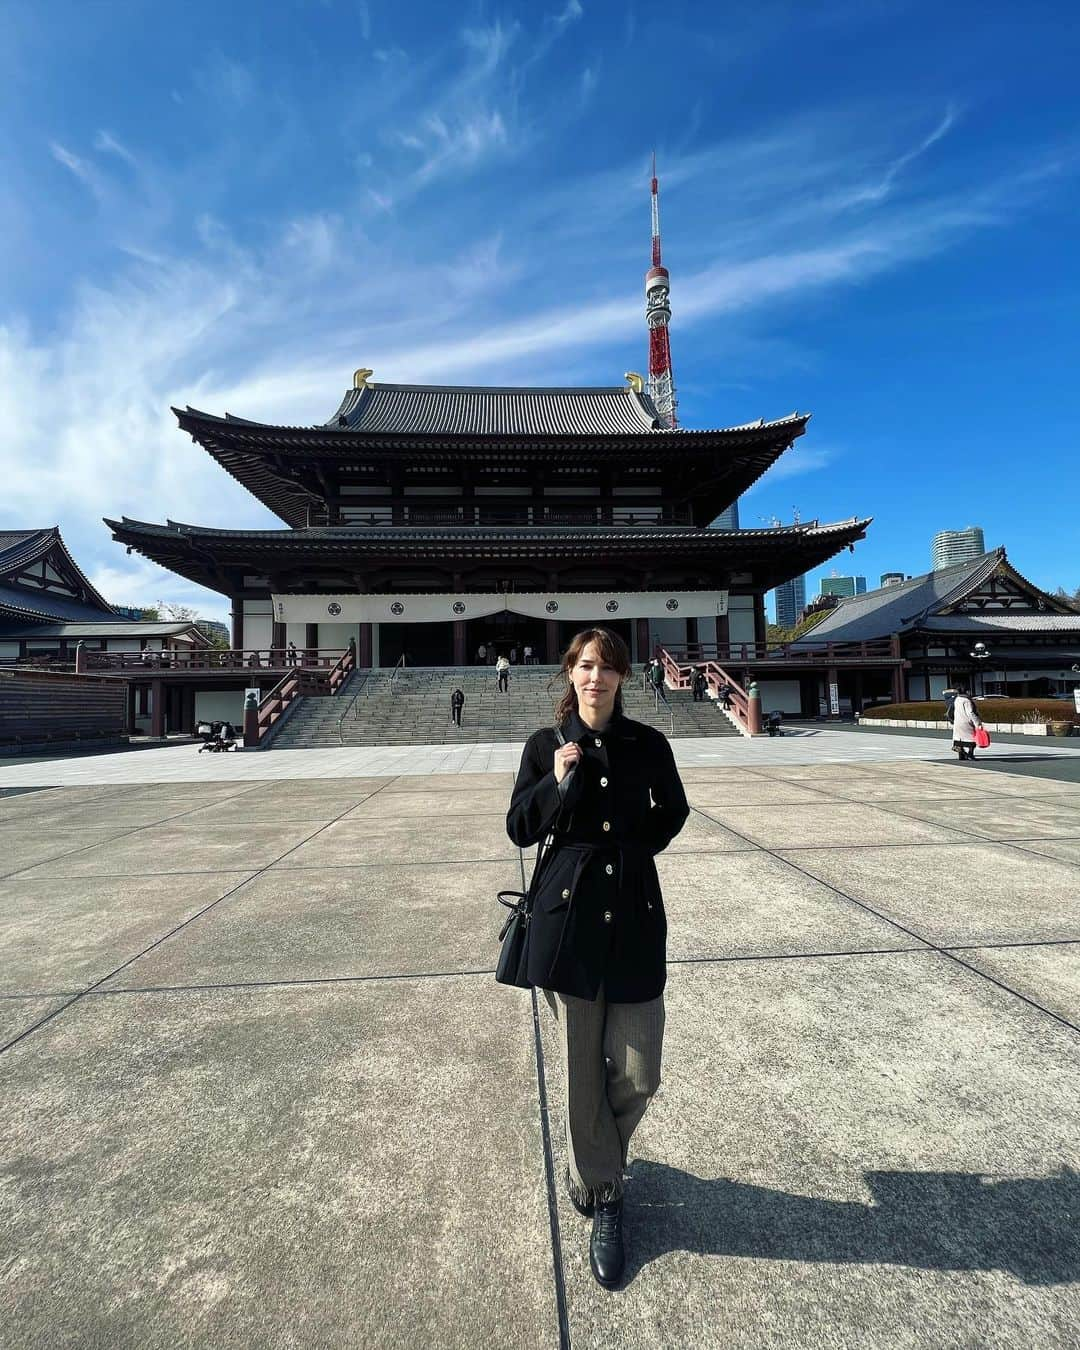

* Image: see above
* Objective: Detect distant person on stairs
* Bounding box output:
[649,659,668,706]
[496,654,510,693]
[450,687,465,727]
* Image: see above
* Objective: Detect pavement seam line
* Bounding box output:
[0,779,299,882]
[0,775,405,1055]
[741,819,1080,1040]
[689,802,1080,1037]
[516,840,572,1350]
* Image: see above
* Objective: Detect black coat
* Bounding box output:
[506,708,690,1002]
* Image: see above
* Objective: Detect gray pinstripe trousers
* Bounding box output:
[542,983,665,1205]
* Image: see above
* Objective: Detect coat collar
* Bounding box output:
[563,706,636,744]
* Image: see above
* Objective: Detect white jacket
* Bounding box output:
[952,694,982,742]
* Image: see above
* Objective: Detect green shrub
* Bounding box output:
[862,699,1078,724]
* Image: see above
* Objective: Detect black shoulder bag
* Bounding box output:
[496,727,567,990]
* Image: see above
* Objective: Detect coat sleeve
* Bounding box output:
[638,731,690,856]
[506,732,584,847]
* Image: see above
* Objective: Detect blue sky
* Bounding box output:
[2,0,1078,625]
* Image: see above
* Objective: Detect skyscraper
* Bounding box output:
[819,573,867,599]
[774,572,806,628]
[880,572,905,587]
[709,500,740,530]
[932,526,985,571]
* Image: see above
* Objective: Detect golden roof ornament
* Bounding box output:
[353,368,374,390]
[624,371,644,394]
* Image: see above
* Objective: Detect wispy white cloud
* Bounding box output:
[6,84,1075,621]
[50,140,105,200]
[548,0,584,31]
[92,129,137,168]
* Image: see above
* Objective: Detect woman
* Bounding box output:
[951,683,983,761]
[506,628,689,1290]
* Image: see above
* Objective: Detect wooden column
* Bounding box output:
[126,682,138,734]
[635,618,649,664]
[150,679,164,738]
[272,621,286,654]
[715,613,730,662]
[686,617,699,654]
[453,620,466,666]
[753,594,767,652]
[359,623,372,668]
[182,686,197,734]
[230,601,243,650]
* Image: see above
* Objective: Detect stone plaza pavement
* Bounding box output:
[3,731,1080,1347]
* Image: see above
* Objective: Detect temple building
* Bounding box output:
[793,548,1080,701]
[107,374,871,670]
[0,527,207,668]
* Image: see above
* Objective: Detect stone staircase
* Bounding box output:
[268,666,743,748]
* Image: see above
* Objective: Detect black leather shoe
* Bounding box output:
[589,1197,625,1288]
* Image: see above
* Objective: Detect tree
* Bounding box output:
[155,601,200,622]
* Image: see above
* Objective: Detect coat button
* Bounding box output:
[603,910,613,923]
[561,888,571,899]
[602,821,611,832]
[594,737,602,747]
[600,776,608,787]
[605,863,614,875]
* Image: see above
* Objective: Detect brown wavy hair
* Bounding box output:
[552,627,633,726]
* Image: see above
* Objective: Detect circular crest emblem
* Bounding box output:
[327,602,342,616]
[390,601,405,616]
[605,599,619,613]
[452,601,466,615]
[666,598,679,611]
[546,600,559,613]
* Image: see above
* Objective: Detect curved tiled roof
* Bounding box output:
[0,527,116,620]
[106,514,871,597]
[791,549,1077,644]
[326,383,665,436]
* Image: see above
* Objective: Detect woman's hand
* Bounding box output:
[554,741,582,784]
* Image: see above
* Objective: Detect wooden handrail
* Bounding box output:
[657,646,753,733]
[83,647,349,674]
[245,642,356,747]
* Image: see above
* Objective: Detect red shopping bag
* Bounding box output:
[975,727,990,749]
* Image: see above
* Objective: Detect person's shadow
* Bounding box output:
[620,1160,1080,1286]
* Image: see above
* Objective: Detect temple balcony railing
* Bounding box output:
[78,647,350,675]
[674,639,901,666]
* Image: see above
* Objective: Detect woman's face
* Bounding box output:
[570,641,623,720]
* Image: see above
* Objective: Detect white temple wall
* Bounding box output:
[317,622,359,650]
[195,691,246,724]
[243,598,273,650]
[727,596,756,647]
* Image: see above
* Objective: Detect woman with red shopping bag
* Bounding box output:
[950,683,984,761]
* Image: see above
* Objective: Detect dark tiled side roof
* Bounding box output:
[0,583,132,625]
[790,549,1075,644]
[109,516,869,546]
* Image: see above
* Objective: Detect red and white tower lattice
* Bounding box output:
[645,154,677,428]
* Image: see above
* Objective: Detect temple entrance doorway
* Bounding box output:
[378,622,453,667]
[467,614,546,665]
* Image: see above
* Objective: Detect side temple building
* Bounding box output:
[108,375,870,672]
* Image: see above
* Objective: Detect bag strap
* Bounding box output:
[531,725,569,887]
